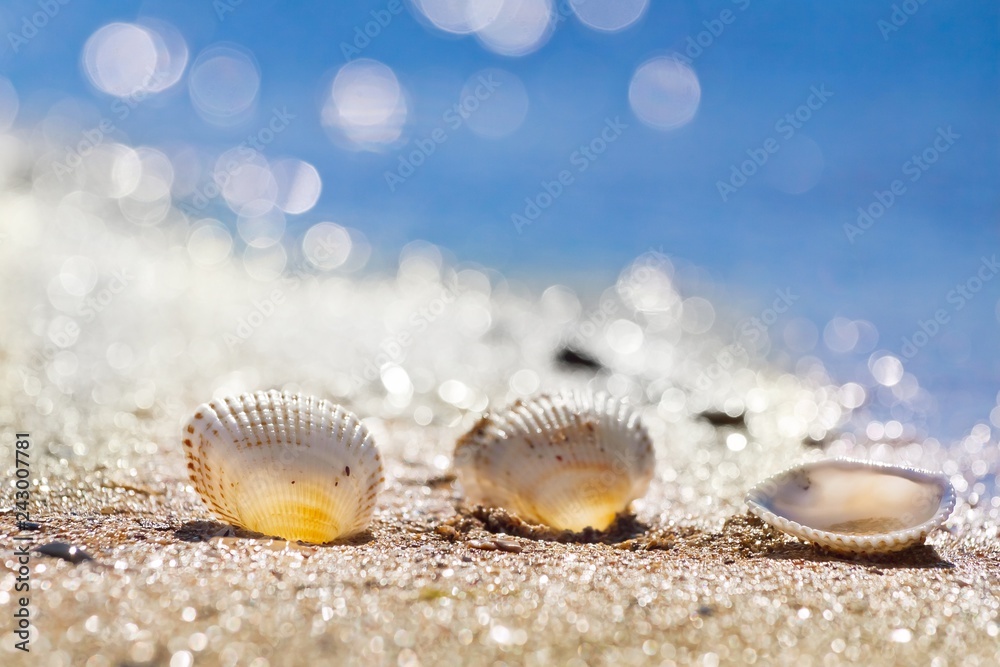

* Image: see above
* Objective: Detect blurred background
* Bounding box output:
[0,0,997,440]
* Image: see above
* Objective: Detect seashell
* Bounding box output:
[454,392,655,532]
[745,458,956,555]
[183,391,383,543]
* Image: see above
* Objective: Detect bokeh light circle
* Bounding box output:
[83,23,159,97]
[237,204,286,248]
[188,45,260,123]
[87,143,142,199]
[414,0,504,34]
[243,244,288,281]
[869,353,904,387]
[271,158,322,215]
[474,0,554,57]
[606,319,644,354]
[303,222,353,270]
[629,56,701,130]
[680,296,715,334]
[131,147,175,203]
[59,256,98,296]
[569,0,649,32]
[323,59,407,149]
[187,220,233,266]
[462,69,529,139]
[136,19,190,93]
[214,149,277,216]
[823,317,865,353]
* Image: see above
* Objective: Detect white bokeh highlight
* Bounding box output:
[271,159,322,215]
[302,222,352,271]
[870,354,904,387]
[83,23,160,97]
[474,0,554,57]
[629,57,701,131]
[569,0,649,32]
[188,220,233,267]
[188,45,260,124]
[414,0,504,34]
[323,59,407,149]
[136,19,189,93]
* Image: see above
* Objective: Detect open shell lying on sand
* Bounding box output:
[183,391,384,543]
[745,458,956,555]
[454,392,655,532]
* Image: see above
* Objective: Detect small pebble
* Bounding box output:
[494,539,523,553]
[17,521,41,531]
[467,538,522,553]
[467,539,497,551]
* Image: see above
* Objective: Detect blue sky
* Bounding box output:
[2,0,998,438]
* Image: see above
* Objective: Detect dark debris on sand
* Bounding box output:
[698,410,746,427]
[554,346,605,372]
[34,541,95,564]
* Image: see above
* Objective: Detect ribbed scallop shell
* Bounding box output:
[745,458,956,555]
[182,391,383,543]
[454,393,655,531]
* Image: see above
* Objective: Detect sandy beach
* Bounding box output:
[2,154,999,666]
[2,433,999,667]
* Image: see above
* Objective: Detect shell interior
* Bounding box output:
[746,458,956,554]
[454,392,655,532]
[183,391,384,543]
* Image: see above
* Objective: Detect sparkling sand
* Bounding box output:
[1,139,999,666]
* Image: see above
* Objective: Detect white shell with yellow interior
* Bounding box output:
[454,392,655,531]
[183,390,383,543]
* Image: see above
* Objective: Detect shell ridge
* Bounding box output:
[264,390,283,446]
[183,391,383,543]
[184,406,234,523]
[324,402,339,447]
[249,392,271,447]
[453,391,655,531]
